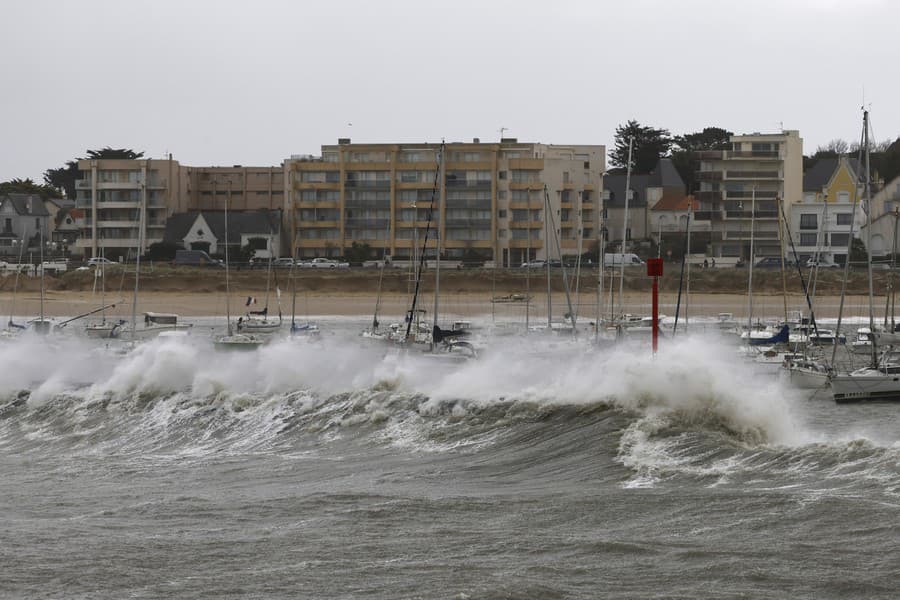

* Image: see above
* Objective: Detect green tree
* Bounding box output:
[670,127,733,193]
[343,241,373,264]
[610,120,673,174]
[43,147,145,199]
[146,241,180,261]
[0,177,63,199]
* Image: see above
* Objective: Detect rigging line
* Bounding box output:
[779,195,820,341]
[672,208,690,335]
[404,141,443,342]
[544,186,577,333]
[831,120,868,368]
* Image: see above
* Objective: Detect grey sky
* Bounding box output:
[2,0,896,184]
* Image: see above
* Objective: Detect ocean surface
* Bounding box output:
[1,318,898,599]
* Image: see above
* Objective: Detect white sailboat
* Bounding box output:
[214,180,265,350]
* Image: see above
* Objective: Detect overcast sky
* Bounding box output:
[2,0,896,184]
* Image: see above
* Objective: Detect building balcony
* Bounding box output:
[96,220,138,228]
[444,219,492,228]
[96,181,140,190]
[695,191,723,202]
[300,220,341,228]
[344,218,390,229]
[445,179,492,189]
[508,240,544,249]
[696,171,724,181]
[725,170,781,180]
[509,221,543,229]
[344,180,391,189]
[76,180,92,190]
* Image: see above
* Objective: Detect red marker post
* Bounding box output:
[647,258,663,354]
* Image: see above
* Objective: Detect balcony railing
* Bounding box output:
[696,171,723,181]
[726,170,780,179]
[344,218,390,229]
[445,218,492,228]
[344,180,391,188]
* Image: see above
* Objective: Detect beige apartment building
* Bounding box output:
[286,139,605,266]
[695,130,803,262]
[76,159,287,259]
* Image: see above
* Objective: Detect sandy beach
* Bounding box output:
[0,288,884,322]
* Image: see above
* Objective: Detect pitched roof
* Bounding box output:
[648,158,686,189]
[1,194,51,216]
[603,158,686,208]
[651,192,692,211]
[603,173,650,208]
[803,157,862,192]
[164,209,282,245]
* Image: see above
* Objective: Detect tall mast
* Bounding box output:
[431,141,445,349]
[863,109,877,367]
[131,161,147,344]
[618,136,634,319]
[222,179,233,336]
[544,185,552,329]
[746,186,756,342]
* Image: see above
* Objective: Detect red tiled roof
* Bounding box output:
[651,193,692,211]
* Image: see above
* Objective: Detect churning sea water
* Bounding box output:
[1,324,898,599]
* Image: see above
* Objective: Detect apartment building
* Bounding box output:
[75,158,186,260]
[185,166,285,213]
[286,139,605,266]
[696,130,803,262]
[76,159,288,259]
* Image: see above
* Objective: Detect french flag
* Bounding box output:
[245,296,257,307]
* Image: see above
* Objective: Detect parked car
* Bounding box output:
[172,250,224,267]
[805,258,839,269]
[307,257,350,269]
[754,257,795,269]
[273,257,295,268]
[521,260,546,268]
[87,257,114,266]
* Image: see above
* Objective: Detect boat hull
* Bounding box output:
[831,372,900,403]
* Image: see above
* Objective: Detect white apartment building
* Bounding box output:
[696,130,803,262]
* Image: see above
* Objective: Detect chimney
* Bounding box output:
[338,138,351,145]
[473,137,480,144]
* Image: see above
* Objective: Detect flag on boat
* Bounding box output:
[245,296,257,306]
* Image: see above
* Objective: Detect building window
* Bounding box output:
[831,233,850,247]
[498,209,507,218]
[498,171,507,180]
[800,233,818,246]
[836,213,852,226]
[35,218,40,229]
[499,229,507,238]
[837,191,850,203]
[799,214,817,230]
[3,218,10,233]
[584,161,590,169]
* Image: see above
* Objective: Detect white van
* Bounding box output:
[603,253,645,267]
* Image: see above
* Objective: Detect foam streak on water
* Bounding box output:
[0,323,898,598]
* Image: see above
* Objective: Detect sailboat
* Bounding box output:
[289,260,319,338]
[237,248,283,334]
[2,236,28,339]
[214,181,264,350]
[829,108,900,402]
[85,248,123,338]
[401,141,476,360]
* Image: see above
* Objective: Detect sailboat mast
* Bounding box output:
[222,180,233,336]
[432,142,445,347]
[131,165,147,343]
[596,227,604,344]
[618,137,634,319]
[863,109,877,367]
[746,186,756,342]
[39,227,45,324]
[685,198,692,331]
[544,185,552,329]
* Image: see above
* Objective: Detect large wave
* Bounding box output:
[1,331,897,495]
